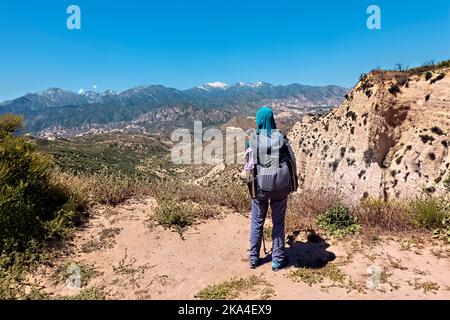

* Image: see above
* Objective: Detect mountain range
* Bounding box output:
[0,82,348,137]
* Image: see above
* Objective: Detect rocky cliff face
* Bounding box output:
[288,67,450,203]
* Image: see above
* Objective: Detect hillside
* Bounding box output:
[34,133,175,177]
[288,65,450,202]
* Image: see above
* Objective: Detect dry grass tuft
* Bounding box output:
[286,189,341,234]
[355,198,416,234]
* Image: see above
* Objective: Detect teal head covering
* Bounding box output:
[256,106,277,135]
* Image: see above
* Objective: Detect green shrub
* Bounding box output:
[410,196,448,229]
[56,286,107,300]
[214,183,250,213]
[400,59,449,75]
[153,199,195,234]
[196,276,268,300]
[87,172,153,206]
[0,114,22,137]
[316,205,360,238]
[432,216,450,243]
[0,115,84,254]
[288,264,346,286]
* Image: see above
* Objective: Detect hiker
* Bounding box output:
[245,107,298,272]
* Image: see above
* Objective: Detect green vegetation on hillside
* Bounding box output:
[35,134,175,177]
[403,59,450,75]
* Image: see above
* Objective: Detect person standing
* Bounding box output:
[245,107,298,271]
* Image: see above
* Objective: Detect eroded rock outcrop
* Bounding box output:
[288,67,450,203]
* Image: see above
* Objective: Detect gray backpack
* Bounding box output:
[247,133,298,198]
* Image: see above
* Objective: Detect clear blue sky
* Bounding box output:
[0,0,449,101]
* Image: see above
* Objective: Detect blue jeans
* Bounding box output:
[249,187,290,266]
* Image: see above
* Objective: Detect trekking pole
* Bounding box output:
[262,234,267,255]
[262,229,271,256]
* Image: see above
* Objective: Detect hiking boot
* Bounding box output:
[272,258,289,272]
[249,259,260,269]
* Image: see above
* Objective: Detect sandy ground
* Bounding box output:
[37,198,450,300]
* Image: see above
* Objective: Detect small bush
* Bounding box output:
[355,198,415,233]
[316,205,360,238]
[288,264,345,287]
[425,72,433,81]
[196,275,268,300]
[0,114,22,137]
[177,184,210,204]
[432,216,450,243]
[0,251,32,299]
[286,190,341,234]
[153,199,196,234]
[88,173,153,206]
[214,183,250,213]
[56,286,107,300]
[410,197,448,229]
[57,171,157,207]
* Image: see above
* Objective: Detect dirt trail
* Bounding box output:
[38,198,450,300]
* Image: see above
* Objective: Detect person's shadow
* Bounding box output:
[286,233,336,268]
[261,233,336,269]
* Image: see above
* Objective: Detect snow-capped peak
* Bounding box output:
[38,88,65,96]
[236,81,265,88]
[80,90,99,98]
[198,82,229,90]
[102,90,117,96]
